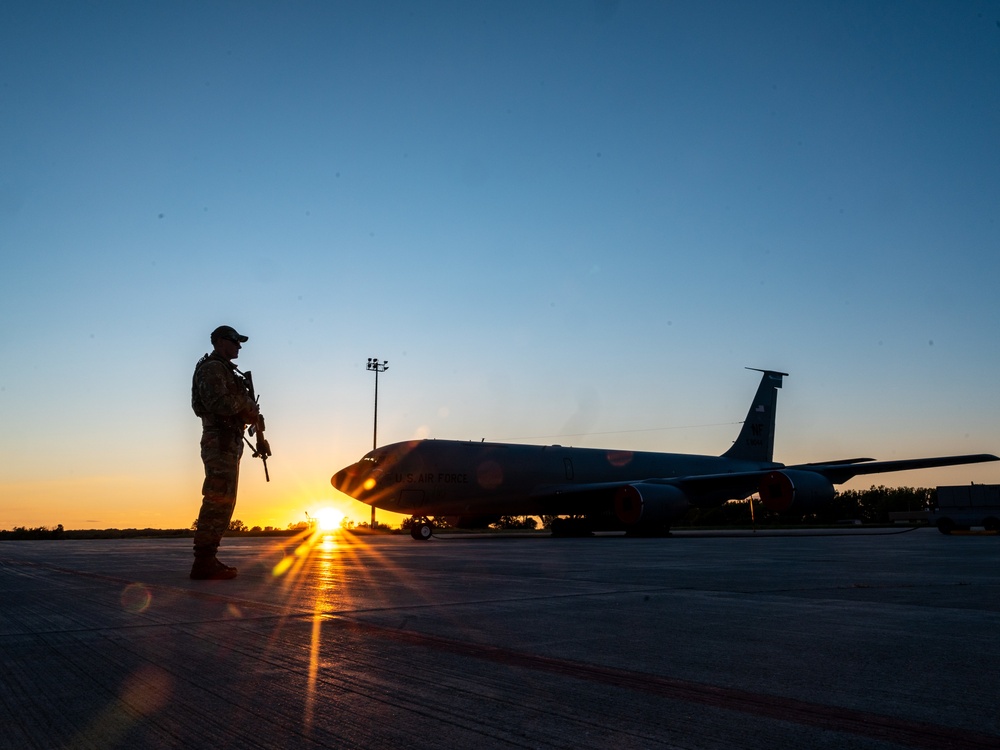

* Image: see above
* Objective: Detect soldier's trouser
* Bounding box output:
[193,428,244,558]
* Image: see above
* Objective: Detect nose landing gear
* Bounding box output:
[410,518,433,541]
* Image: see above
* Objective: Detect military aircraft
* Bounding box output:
[331,369,998,539]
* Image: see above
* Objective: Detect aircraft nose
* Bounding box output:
[331,463,359,495]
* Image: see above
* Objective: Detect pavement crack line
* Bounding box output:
[330,617,999,750]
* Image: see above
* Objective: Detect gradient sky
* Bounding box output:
[3,1,999,531]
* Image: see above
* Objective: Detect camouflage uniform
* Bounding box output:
[191,351,257,561]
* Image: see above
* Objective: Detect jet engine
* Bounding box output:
[758,470,835,513]
[614,483,692,525]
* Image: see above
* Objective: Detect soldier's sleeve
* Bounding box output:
[196,361,255,418]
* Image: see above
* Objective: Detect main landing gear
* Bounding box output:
[410,518,433,541]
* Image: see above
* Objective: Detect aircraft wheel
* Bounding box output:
[936,518,955,535]
[410,520,433,541]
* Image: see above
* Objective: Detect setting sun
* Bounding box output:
[314,507,344,531]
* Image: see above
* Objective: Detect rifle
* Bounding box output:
[242,370,272,482]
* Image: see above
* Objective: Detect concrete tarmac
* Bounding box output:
[1,527,998,749]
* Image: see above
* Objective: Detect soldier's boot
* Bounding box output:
[190,548,238,580]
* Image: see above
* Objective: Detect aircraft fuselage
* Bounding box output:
[331,438,776,518]
[330,370,998,536]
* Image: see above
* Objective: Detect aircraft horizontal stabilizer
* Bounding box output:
[787,453,999,485]
[797,458,876,466]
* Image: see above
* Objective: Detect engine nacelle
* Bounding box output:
[614,483,692,525]
[758,470,835,513]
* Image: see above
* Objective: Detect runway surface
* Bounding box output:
[1,527,998,749]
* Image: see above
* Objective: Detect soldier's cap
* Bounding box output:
[211,325,249,344]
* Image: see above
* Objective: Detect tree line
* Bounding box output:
[0,486,941,539]
[679,485,935,527]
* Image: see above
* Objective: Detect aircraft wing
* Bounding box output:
[532,472,773,507]
[530,453,999,510]
[785,453,999,485]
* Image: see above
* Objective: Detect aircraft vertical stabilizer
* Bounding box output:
[721,369,787,463]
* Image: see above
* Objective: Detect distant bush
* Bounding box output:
[490,516,538,530]
[0,525,64,540]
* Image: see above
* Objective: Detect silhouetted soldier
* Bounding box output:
[189,325,261,580]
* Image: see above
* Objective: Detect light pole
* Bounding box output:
[366,357,389,450]
[366,357,388,529]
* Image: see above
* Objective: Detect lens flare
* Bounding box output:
[120,583,152,613]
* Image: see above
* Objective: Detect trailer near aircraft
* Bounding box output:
[331,369,999,540]
[929,484,1000,534]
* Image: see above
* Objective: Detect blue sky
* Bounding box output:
[2,1,999,529]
